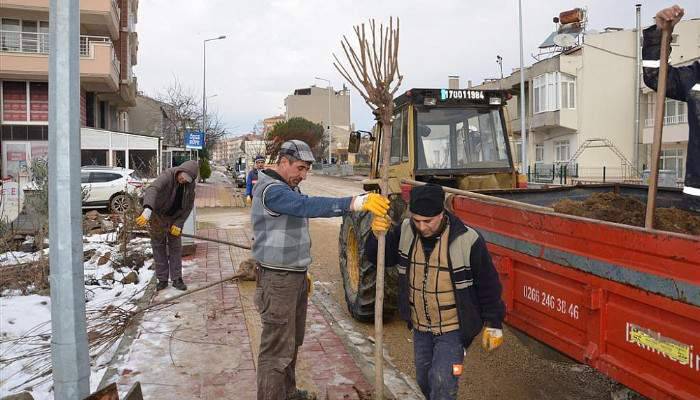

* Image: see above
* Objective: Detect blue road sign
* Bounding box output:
[185,131,205,149]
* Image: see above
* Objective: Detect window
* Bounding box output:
[560,74,576,109]
[535,144,544,162]
[533,72,575,113]
[81,150,108,166]
[416,107,510,170]
[554,140,570,162]
[1,81,48,123]
[0,19,48,53]
[2,81,27,122]
[659,148,684,180]
[389,108,408,165]
[90,172,122,183]
[512,140,522,164]
[646,96,688,126]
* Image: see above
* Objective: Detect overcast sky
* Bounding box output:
[135,0,699,136]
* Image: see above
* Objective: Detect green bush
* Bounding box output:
[199,158,212,182]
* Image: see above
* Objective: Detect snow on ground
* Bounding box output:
[0,233,154,400]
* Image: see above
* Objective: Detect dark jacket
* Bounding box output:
[143,160,199,228]
[367,211,505,347]
[642,25,700,191]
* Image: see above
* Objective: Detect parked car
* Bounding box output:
[234,170,246,188]
[81,166,143,213]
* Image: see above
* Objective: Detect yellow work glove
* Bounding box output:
[481,327,504,352]
[306,272,313,298]
[135,208,151,227]
[351,193,390,217]
[246,196,252,206]
[169,225,182,237]
[371,215,391,236]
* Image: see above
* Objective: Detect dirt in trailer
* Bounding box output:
[552,192,700,236]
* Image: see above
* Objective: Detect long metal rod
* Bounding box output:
[634,4,642,173]
[49,0,91,397]
[328,86,332,163]
[180,232,251,250]
[518,0,528,173]
[202,40,206,138]
[645,28,671,229]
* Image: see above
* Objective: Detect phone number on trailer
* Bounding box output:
[522,285,580,320]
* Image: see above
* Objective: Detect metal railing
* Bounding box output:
[0,30,49,54]
[645,113,688,127]
[79,35,111,57]
[0,31,114,58]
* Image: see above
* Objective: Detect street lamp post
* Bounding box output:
[203,35,226,151]
[315,76,332,164]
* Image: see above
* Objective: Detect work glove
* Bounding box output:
[135,208,151,227]
[371,215,391,236]
[246,196,252,206]
[351,193,390,217]
[169,225,182,237]
[306,272,313,299]
[481,327,504,352]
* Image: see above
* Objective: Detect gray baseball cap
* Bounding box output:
[279,140,315,163]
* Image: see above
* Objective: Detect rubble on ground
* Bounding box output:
[0,211,155,400]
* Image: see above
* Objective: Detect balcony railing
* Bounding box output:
[0,31,113,58]
[644,113,688,127]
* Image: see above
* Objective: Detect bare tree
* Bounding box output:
[156,78,229,151]
[334,18,402,399]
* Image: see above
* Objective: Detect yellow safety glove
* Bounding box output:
[481,327,504,352]
[169,225,182,237]
[351,193,390,217]
[306,272,313,298]
[371,215,391,236]
[135,208,151,227]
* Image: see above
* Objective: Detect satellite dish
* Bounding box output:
[553,33,577,48]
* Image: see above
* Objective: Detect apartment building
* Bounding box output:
[262,114,285,136]
[0,0,145,181]
[284,85,351,161]
[477,17,699,184]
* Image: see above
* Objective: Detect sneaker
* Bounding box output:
[172,278,187,291]
[287,389,317,400]
[156,280,168,291]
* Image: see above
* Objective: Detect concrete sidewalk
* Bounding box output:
[106,227,372,399]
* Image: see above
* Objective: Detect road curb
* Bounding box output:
[312,284,423,400]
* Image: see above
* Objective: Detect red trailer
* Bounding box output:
[403,182,700,400]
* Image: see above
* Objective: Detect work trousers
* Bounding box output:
[149,216,182,282]
[255,267,308,400]
[414,329,470,400]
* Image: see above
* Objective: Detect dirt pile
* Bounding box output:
[552,192,700,236]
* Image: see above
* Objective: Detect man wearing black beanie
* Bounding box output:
[366,183,505,400]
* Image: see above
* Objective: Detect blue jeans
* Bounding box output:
[413,330,468,400]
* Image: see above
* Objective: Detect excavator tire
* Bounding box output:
[338,211,398,322]
[338,195,406,322]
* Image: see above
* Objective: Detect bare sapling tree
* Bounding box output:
[334,17,402,399]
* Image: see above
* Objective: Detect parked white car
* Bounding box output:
[81,167,143,213]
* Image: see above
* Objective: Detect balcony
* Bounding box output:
[644,113,688,128]
[509,108,578,134]
[0,31,120,91]
[642,114,689,144]
[0,0,120,38]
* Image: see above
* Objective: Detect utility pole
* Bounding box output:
[49,0,90,398]
[634,4,642,174]
[316,77,332,163]
[518,0,529,171]
[203,35,226,153]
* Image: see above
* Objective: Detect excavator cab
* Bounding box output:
[349,88,517,194]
